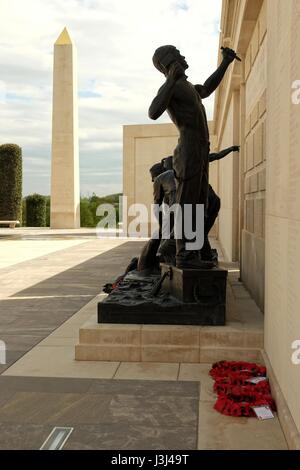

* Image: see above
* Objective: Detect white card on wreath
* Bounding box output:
[252,406,274,420]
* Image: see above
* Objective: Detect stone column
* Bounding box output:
[50,27,80,229]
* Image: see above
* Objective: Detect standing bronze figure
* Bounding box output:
[149,45,239,269]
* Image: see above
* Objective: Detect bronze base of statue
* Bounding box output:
[98,264,227,326]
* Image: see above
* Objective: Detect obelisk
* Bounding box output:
[50,27,80,229]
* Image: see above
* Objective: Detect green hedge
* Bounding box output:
[0,144,22,222]
[45,196,50,227]
[26,194,46,227]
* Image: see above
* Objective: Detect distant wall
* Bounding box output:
[217,93,240,261]
[123,122,216,236]
[123,123,178,235]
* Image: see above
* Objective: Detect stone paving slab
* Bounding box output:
[0,423,53,450]
[114,362,180,381]
[0,239,87,269]
[197,400,288,450]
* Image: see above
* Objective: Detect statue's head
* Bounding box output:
[152,45,188,75]
[150,162,165,182]
[161,156,173,171]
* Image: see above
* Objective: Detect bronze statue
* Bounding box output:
[149,45,239,269]
[158,146,240,263]
[137,163,165,273]
[153,161,176,208]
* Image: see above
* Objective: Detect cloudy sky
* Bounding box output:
[0,0,222,196]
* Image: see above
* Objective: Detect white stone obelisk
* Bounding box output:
[50,27,80,228]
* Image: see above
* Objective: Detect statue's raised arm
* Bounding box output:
[195,47,239,99]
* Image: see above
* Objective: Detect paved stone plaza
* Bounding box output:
[0,230,288,450]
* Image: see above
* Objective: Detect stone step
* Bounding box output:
[75,315,263,364]
[200,346,263,364]
[78,317,263,349]
[75,342,263,364]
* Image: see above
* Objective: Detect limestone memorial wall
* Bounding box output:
[265,0,300,435]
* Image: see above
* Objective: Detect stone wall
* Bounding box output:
[264,0,300,435]
[123,123,178,235]
[122,122,217,236]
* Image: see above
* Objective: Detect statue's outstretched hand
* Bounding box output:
[232,145,240,152]
[221,47,241,63]
[167,62,186,82]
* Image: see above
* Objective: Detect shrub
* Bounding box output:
[0,144,22,222]
[26,193,46,227]
[80,199,94,227]
[45,196,50,227]
[22,198,26,226]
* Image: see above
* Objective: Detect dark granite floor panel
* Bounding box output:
[0,378,199,450]
[0,423,53,450]
[0,375,93,394]
[0,334,45,352]
[64,424,197,450]
[0,392,198,427]
[0,388,14,407]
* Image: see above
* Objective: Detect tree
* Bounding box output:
[0,144,22,223]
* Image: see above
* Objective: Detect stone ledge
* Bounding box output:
[75,314,263,364]
[0,220,20,228]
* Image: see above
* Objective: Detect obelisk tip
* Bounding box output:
[55,27,72,45]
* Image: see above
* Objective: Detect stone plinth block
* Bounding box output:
[98,266,227,326]
[161,264,228,302]
[161,264,228,324]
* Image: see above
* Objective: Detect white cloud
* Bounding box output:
[0,0,222,196]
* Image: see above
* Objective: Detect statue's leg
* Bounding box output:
[137,238,161,272]
[174,173,198,259]
[175,173,213,268]
[201,186,221,259]
[174,145,213,269]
